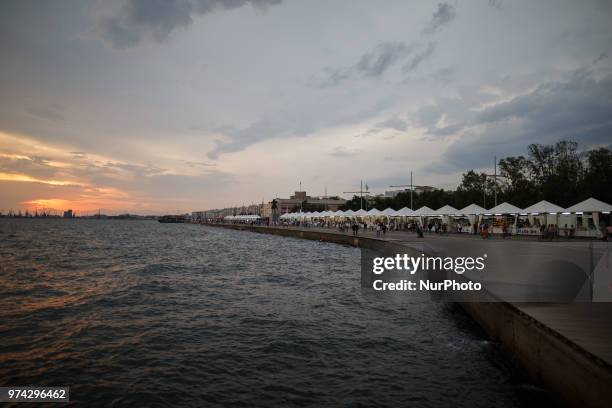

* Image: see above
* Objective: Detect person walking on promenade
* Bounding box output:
[481,224,489,239]
[548,224,556,241]
[376,222,381,237]
[502,222,508,239]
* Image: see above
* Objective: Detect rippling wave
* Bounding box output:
[0,219,549,407]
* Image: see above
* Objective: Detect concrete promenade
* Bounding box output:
[204,222,612,408]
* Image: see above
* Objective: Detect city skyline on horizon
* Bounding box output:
[1,0,611,214]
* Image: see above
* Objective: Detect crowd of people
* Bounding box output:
[274,218,592,241]
[200,216,601,241]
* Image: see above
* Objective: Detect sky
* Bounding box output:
[1,0,611,215]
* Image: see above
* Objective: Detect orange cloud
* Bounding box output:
[1,130,226,214]
[0,172,87,187]
[22,198,73,209]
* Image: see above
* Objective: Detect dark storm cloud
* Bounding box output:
[487,0,503,10]
[594,51,609,64]
[318,42,415,86]
[431,67,456,84]
[403,42,436,72]
[475,70,612,134]
[91,0,282,49]
[355,42,415,77]
[412,97,470,136]
[208,98,394,158]
[314,2,455,87]
[422,2,456,35]
[318,41,437,87]
[352,115,409,139]
[427,70,612,172]
[207,116,300,159]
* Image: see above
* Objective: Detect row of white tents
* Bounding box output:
[278,197,612,219]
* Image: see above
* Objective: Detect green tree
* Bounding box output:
[583,147,612,203]
[498,155,536,207]
[341,195,365,211]
[526,140,583,207]
[455,170,495,208]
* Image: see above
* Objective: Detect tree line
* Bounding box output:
[342,140,612,211]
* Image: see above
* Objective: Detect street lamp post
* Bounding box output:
[390,171,414,210]
[485,156,507,207]
[343,180,370,210]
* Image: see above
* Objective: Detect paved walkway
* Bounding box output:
[516,303,612,366]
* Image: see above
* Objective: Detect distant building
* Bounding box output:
[262,191,346,219]
[384,189,409,198]
[193,191,346,222]
[414,185,436,194]
[192,204,260,221]
[63,209,73,218]
[192,208,233,221]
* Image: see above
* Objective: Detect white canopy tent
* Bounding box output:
[458,204,487,232]
[413,206,436,216]
[565,197,612,213]
[522,200,565,214]
[517,200,566,236]
[366,208,382,216]
[412,206,436,227]
[395,207,415,217]
[487,202,523,215]
[435,205,460,216]
[272,196,609,237]
[483,202,523,234]
[460,204,487,215]
[380,207,396,216]
[431,205,461,231]
[565,197,612,238]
